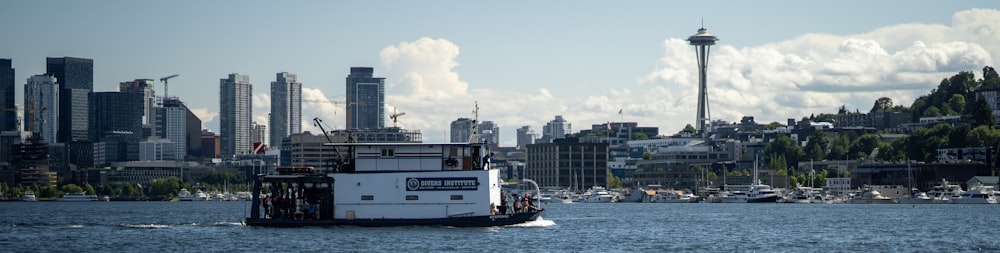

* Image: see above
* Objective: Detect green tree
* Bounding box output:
[966,96,996,127]
[906,123,952,162]
[767,153,787,171]
[83,183,96,195]
[967,125,1000,147]
[922,106,942,117]
[121,183,140,197]
[680,124,696,134]
[643,152,652,160]
[848,134,883,160]
[982,66,1000,89]
[40,185,60,199]
[765,135,804,170]
[804,131,831,161]
[60,184,83,194]
[606,173,622,189]
[948,94,966,115]
[827,134,850,160]
[632,133,648,140]
[764,122,786,130]
[149,177,182,200]
[870,97,893,113]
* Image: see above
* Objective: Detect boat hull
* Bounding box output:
[245,210,542,228]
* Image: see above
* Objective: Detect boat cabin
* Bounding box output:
[327,142,492,173]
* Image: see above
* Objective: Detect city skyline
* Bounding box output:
[1,2,998,147]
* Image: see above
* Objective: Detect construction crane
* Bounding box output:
[160,74,179,98]
[313,117,346,170]
[389,107,406,127]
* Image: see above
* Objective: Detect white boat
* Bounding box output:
[787,186,825,204]
[897,191,933,204]
[718,190,748,203]
[59,192,99,201]
[927,179,964,204]
[583,186,615,203]
[194,190,209,201]
[848,186,896,204]
[245,139,543,227]
[23,191,37,202]
[647,187,695,203]
[952,183,997,204]
[178,189,194,201]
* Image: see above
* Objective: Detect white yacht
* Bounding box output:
[649,189,695,203]
[718,190,748,203]
[178,189,194,201]
[583,186,615,203]
[23,191,37,202]
[952,183,997,204]
[928,179,964,204]
[897,191,933,204]
[848,186,896,204]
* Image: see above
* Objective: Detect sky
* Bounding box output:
[2,1,999,147]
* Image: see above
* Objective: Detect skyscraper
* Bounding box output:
[540,115,571,143]
[516,125,535,149]
[119,79,156,131]
[688,27,718,136]
[156,98,189,160]
[220,73,252,158]
[46,57,93,143]
[92,91,142,141]
[450,118,474,143]
[478,120,499,147]
[24,74,59,143]
[269,72,301,147]
[0,59,15,132]
[345,67,385,130]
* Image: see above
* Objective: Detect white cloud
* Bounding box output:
[189,108,218,130]
[370,9,999,146]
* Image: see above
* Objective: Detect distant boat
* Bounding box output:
[59,192,99,201]
[23,191,37,202]
[952,183,997,204]
[178,189,194,201]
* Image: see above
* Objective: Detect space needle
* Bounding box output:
[687,26,718,137]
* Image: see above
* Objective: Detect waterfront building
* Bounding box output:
[91,161,185,189]
[579,122,658,146]
[269,72,301,147]
[450,118,474,143]
[139,137,176,161]
[0,59,15,132]
[853,162,990,190]
[538,115,571,144]
[119,79,157,134]
[516,125,535,149]
[23,74,59,143]
[219,73,252,158]
[345,67,385,130]
[200,129,220,158]
[525,138,608,190]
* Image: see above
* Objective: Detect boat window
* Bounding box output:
[406,195,418,200]
[450,195,463,200]
[361,195,374,200]
[381,148,395,157]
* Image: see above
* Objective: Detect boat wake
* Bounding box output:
[507,217,555,228]
[120,224,170,229]
[211,221,245,227]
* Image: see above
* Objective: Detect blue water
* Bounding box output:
[1,201,998,252]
